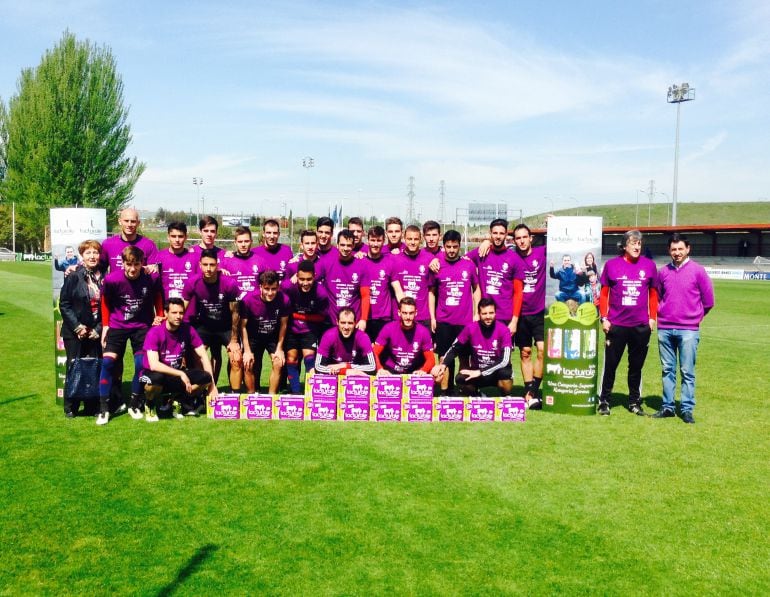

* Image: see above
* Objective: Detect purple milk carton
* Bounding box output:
[373,375,404,422]
[306,374,339,400]
[434,397,467,422]
[338,376,372,421]
[305,374,338,421]
[496,397,527,422]
[404,375,434,422]
[208,393,241,420]
[468,398,496,422]
[275,395,306,420]
[241,394,273,420]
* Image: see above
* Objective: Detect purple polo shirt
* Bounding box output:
[375,321,433,374]
[317,328,374,367]
[390,249,435,319]
[467,246,522,322]
[157,248,200,300]
[254,244,293,281]
[240,291,291,338]
[511,245,547,315]
[102,270,160,330]
[141,322,203,372]
[101,235,159,272]
[183,274,240,331]
[220,251,262,298]
[656,259,714,330]
[600,255,658,327]
[363,254,396,320]
[285,283,330,335]
[433,254,479,325]
[317,255,369,323]
[454,321,512,373]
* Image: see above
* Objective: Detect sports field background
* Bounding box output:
[0,261,767,595]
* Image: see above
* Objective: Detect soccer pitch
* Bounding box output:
[0,262,768,595]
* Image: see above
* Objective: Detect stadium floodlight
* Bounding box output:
[667,82,695,226]
[302,156,315,228]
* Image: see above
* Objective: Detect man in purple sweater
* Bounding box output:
[653,234,714,424]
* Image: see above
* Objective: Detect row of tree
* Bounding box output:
[0,31,143,251]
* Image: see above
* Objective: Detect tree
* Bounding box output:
[0,31,145,249]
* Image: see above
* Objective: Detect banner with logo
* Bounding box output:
[52,208,107,404]
[542,217,602,415]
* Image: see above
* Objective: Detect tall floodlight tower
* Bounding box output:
[302,156,315,228]
[667,83,695,226]
[407,176,416,224]
[438,180,446,227]
[193,177,203,222]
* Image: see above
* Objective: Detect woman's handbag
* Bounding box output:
[64,357,101,400]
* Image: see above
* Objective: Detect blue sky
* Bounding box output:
[1,0,769,221]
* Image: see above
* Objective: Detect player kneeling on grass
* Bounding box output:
[139,298,218,421]
[432,298,513,397]
[314,308,376,376]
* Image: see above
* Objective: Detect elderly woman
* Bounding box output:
[59,239,105,418]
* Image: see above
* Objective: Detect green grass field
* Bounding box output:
[1,262,768,595]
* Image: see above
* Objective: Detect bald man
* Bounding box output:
[101,208,159,273]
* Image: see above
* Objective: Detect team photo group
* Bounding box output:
[59,208,714,426]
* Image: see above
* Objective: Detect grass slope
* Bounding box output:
[0,263,768,595]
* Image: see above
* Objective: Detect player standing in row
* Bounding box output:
[98,246,164,425]
[432,299,513,397]
[347,217,368,256]
[283,229,320,289]
[140,298,218,421]
[598,230,658,416]
[373,297,435,376]
[510,224,547,409]
[422,220,442,257]
[391,225,435,329]
[240,270,290,394]
[157,222,199,301]
[101,208,158,273]
[183,249,242,392]
[284,261,330,393]
[314,308,376,376]
[191,216,223,261]
[315,217,337,263]
[317,230,371,327]
[362,226,396,344]
[220,226,261,299]
[429,230,480,395]
[253,219,293,282]
[383,217,405,255]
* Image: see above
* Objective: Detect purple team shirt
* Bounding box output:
[511,245,547,315]
[254,244,293,281]
[141,322,204,372]
[382,242,406,256]
[390,250,435,320]
[600,255,658,327]
[375,321,433,374]
[190,244,224,262]
[157,248,200,300]
[454,321,512,373]
[282,254,321,290]
[220,252,262,298]
[183,274,240,331]
[101,235,159,272]
[316,328,374,368]
[285,282,330,335]
[433,254,478,325]
[240,291,291,338]
[467,247,522,321]
[364,254,396,320]
[317,256,369,323]
[102,270,160,330]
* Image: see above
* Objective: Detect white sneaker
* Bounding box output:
[96,412,110,426]
[115,403,127,415]
[145,407,159,423]
[128,407,144,420]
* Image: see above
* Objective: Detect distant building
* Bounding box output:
[468,202,507,225]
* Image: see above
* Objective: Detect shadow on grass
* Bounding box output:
[0,394,38,407]
[156,543,219,597]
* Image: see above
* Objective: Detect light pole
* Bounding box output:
[192,177,203,223]
[635,189,646,227]
[302,156,315,228]
[455,207,469,252]
[657,192,670,226]
[667,83,695,226]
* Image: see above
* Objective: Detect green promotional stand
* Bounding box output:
[542,303,599,415]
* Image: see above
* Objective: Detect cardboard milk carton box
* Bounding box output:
[208,393,241,420]
[338,375,372,421]
[275,395,306,421]
[373,375,404,422]
[241,394,274,420]
[404,375,434,422]
[305,374,338,421]
[467,397,497,422]
[496,397,527,422]
[433,397,467,422]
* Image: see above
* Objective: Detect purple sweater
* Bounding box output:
[656,259,715,330]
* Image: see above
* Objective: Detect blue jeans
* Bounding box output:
[657,329,700,413]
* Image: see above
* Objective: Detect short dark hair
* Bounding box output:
[404,224,421,236]
[442,230,462,244]
[297,260,316,275]
[200,248,219,262]
[165,297,186,311]
[316,216,334,230]
[490,218,508,230]
[167,221,187,235]
[299,229,317,241]
[234,226,252,238]
[668,233,690,248]
[338,307,356,320]
[263,219,280,230]
[121,246,144,263]
[348,216,364,228]
[367,225,385,238]
[422,220,440,235]
[385,216,403,229]
[478,297,497,311]
[513,223,531,236]
[258,270,280,286]
[337,229,355,243]
[398,296,417,309]
[199,216,218,230]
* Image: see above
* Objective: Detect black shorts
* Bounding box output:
[436,322,464,357]
[515,311,545,348]
[285,331,319,352]
[248,336,279,359]
[140,368,212,393]
[196,327,233,354]
[366,319,389,345]
[104,327,148,356]
[456,365,513,387]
